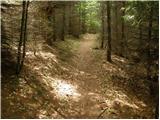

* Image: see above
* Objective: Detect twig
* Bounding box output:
[97,107,108,119]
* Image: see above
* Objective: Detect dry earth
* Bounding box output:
[2,34,155,118]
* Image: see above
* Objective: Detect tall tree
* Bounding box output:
[78,2,82,35]
[68,2,73,35]
[21,1,29,68]
[114,2,119,52]
[81,2,87,34]
[147,3,153,81]
[106,1,112,62]
[52,6,56,42]
[61,4,65,41]
[16,1,29,75]
[120,2,125,57]
[100,2,105,48]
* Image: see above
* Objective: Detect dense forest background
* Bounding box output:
[1,0,159,119]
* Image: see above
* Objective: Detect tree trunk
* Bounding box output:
[52,7,56,41]
[147,5,159,119]
[16,1,26,75]
[20,1,29,71]
[120,2,125,57]
[138,22,143,53]
[101,2,105,49]
[61,5,65,41]
[81,3,86,34]
[106,1,112,62]
[139,23,142,41]
[79,2,82,35]
[16,1,29,75]
[155,97,159,118]
[147,4,153,81]
[68,2,72,35]
[33,34,37,56]
[115,2,119,53]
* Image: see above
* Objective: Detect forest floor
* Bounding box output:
[2,34,156,118]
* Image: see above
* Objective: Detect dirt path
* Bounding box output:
[73,34,101,91]
[2,34,155,119]
[69,34,104,118]
[61,34,155,118]
[75,34,96,71]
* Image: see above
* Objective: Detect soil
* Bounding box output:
[1,34,155,118]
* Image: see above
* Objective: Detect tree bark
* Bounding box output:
[147,4,153,81]
[101,2,105,49]
[138,22,143,53]
[79,2,82,35]
[16,1,29,75]
[120,2,125,57]
[81,2,86,34]
[52,7,56,41]
[16,1,26,75]
[68,2,72,35]
[106,1,112,62]
[61,5,65,41]
[20,1,29,71]
[115,2,119,53]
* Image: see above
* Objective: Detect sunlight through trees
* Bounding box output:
[1,0,159,119]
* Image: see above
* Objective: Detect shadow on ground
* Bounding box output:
[1,34,156,119]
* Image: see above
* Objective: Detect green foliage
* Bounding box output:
[86,1,101,33]
[124,1,159,26]
[78,1,101,33]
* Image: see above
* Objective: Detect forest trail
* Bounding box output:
[69,34,104,118]
[2,34,155,119]
[75,34,96,71]
[54,33,155,118]
[73,34,101,91]
[2,0,158,119]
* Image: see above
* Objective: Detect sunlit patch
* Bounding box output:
[112,55,127,63]
[12,46,18,50]
[26,51,35,58]
[134,99,147,107]
[39,51,55,59]
[87,92,106,103]
[38,110,47,119]
[51,79,81,101]
[26,51,58,63]
[103,90,144,112]
[60,66,69,71]
[103,63,118,72]
[113,98,139,109]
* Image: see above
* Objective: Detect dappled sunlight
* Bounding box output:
[37,109,62,119]
[60,66,70,72]
[39,51,57,61]
[112,55,128,64]
[37,109,61,119]
[26,51,58,63]
[103,63,118,72]
[102,62,127,78]
[103,89,148,115]
[82,34,98,41]
[33,65,45,71]
[50,79,81,101]
[38,110,48,119]
[11,33,152,118]
[26,51,35,58]
[113,98,139,109]
[87,92,105,102]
